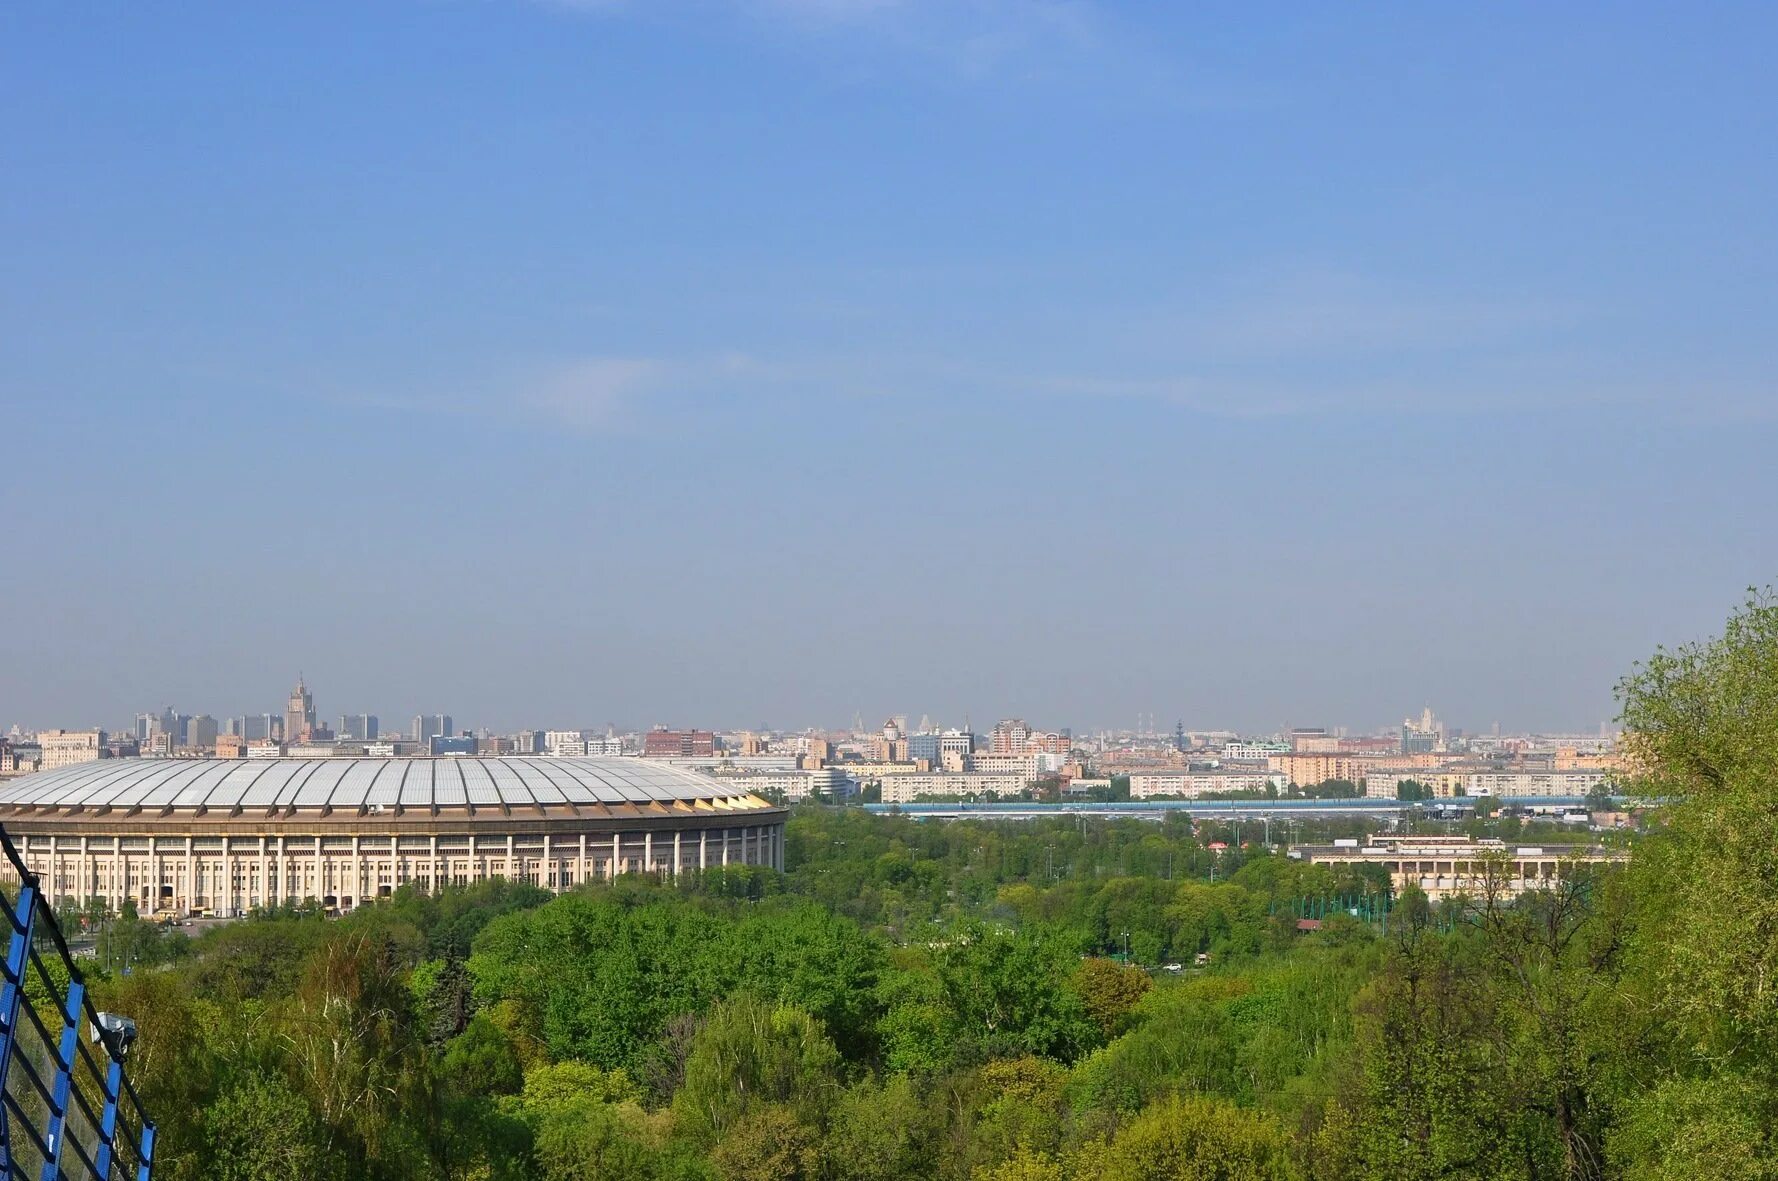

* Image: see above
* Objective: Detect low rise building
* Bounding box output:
[1128,770,1287,799]
[1291,833,1627,900]
[1464,770,1614,798]
[879,772,1029,804]
[642,728,716,758]
[709,766,855,803]
[38,730,105,770]
[1360,768,1468,799]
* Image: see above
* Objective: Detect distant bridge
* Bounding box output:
[863,796,1609,821]
[0,827,155,1180]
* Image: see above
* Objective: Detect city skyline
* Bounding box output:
[7,670,1612,744]
[6,4,1776,734]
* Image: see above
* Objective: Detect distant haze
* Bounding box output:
[4,4,1775,735]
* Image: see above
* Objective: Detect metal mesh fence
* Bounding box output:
[0,829,154,1180]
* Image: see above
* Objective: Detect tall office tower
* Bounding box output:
[340,714,379,742]
[134,714,154,742]
[413,714,453,743]
[187,715,219,750]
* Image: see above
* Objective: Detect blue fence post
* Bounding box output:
[38,977,85,1181]
[94,1057,124,1178]
[0,881,39,1172]
[137,1122,157,1181]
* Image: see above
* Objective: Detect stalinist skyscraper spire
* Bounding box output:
[285,675,315,743]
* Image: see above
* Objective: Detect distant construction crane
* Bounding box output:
[0,826,155,1179]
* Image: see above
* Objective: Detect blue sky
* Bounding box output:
[4,2,1775,735]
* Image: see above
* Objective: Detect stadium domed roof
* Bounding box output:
[0,756,763,815]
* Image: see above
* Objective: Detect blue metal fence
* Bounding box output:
[0,827,154,1180]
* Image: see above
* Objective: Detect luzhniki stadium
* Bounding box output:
[0,757,787,915]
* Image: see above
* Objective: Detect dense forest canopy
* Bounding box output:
[49,592,1778,1179]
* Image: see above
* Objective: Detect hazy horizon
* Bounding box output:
[5,4,1775,736]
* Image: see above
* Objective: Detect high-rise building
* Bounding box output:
[1401,708,1443,754]
[285,677,315,743]
[186,715,219,751]
[990,719,1031,755]
[242,714,283,742]
[153,707,180,746]
[339,714,379,742]
[939,729,975,760]
[413,714,453,743]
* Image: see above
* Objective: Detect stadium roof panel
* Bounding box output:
[0,757,757,812]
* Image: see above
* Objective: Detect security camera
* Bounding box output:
[90,1012,138,1058]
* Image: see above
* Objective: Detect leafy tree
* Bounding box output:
[204,1070,328,1181]
[529,1097,664,1181]
[963,1056,1071,1170]
[971,1147,1067,1181]
[710,1104,822,1181]
[1069,1094,1295,1180]
[438,1012,523,1097]
[1617,589,1778,1076]
[673,995,842,1145]
[1607,1075,1775,1181]
[281,932,426,1173]
[822,1074,942,1181]
[927,921,1102,1064]
[1339,889,1521,1179]
[1070,958,1152,1037]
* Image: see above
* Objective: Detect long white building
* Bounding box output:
[1127,771,1288,799]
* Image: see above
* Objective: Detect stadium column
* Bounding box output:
[673,831,682,876]
[259,838,269,911]
[352,836,363,909]
[578,832,588,886]
[276,836,287,907]
[610,833,619,880]
[722,828,731,867]
[644,832,653,876]
[430,835,439,893]
[184,836,194,915]
[699,829,708,870]
[506,834,516,887]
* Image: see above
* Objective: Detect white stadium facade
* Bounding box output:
[0,757,788,915]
